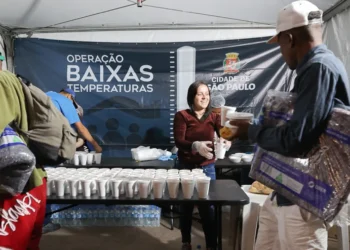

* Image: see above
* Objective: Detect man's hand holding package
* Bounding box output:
[192,141,213,159]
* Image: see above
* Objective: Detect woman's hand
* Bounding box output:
[192,141,213,159]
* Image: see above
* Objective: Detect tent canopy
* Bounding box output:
[0,0,341,33]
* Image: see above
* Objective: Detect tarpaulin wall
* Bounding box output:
[14,37,292,157]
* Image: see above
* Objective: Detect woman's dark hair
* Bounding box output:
[187,81,211,112]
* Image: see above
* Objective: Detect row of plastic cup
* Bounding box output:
[46,167,211,199]
[67,151,102,166]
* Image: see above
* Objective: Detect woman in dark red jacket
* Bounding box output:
[173,81,221,250]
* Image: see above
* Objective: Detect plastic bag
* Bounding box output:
[250,90,350,223]
[131,146,150,160]
[0,126,36,195]
[131,146,168,161]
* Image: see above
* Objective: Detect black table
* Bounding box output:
[64,157,175,169]
[47,180,249,250]
[215,157,254,186]
[215,157,251,168]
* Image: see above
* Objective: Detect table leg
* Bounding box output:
[229,205,242,250]
[216,205,223,250]
[336,223,349,250]
[170,205,174,230]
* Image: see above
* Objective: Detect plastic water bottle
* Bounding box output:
[71,207,77,227]
[150,206,155,226]
[138,207,144,226]
[76,205,82,227]
[144,212,150,227]
[120,206,127,226]
[65,208,72,227]
[131,206,137,226]
[126,206,132,226]
[154,206,161,227]
[114,206,120,226]
[81,205,87,226]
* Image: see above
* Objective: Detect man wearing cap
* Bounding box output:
[228,1,350,249]
[43,88,102,233]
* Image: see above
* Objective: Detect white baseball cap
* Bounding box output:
[268,0,323,44]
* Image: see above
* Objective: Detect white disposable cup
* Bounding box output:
[74,154,80,166]
[180,173,193,178]
[77,179,83,194]
[152,179,165,199]
[81,179,92,197]
[197,177,211,199]
[181,179,195,199]
[179,170,191,174]
[119,180,126,195]
[46,178,52,196]
[68,179,79,197]
[94,153,102,164]
[138,180,151,199]
[96,178,108,197]
[167,178,180,199]
[87,153,94,165]
[192,168,203,174]
[181,174,194,179]
[105,179,111,194]
[90,178,97,194]
[111,179,123,198]
[64,180,70,194]
[168,169,179,174]
[54,179,65,197]
[216,142,226,159]
[145,169,156,173]
[125,179,137,198]
[167,174,180,179]
[79,154,87,166]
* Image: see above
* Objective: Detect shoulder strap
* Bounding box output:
[16,74,31,86]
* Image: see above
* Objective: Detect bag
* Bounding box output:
[250,90,350,222]
[15,75,77,165]
[0,126,36,195]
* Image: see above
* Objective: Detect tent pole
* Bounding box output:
[11,24,274,35]
[323,0,350,21]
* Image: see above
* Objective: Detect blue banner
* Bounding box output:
[14,37,290,157]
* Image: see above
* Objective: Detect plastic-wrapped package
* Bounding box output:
[250,90,350,223]
[211,93,226,108]
[258,90,296,126]
[0,126,36,195]
[131,146,168,161]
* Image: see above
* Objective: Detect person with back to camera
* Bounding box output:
[76,105,89,152]
[227,1,350,249]
[173,81,222,250]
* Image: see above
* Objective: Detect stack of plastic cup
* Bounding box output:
[167,176,180,199]
[181,175,195,199]
[152,178,166,199]
[196,176,211,199]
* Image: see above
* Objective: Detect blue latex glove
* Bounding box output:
[158,155,172,161]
